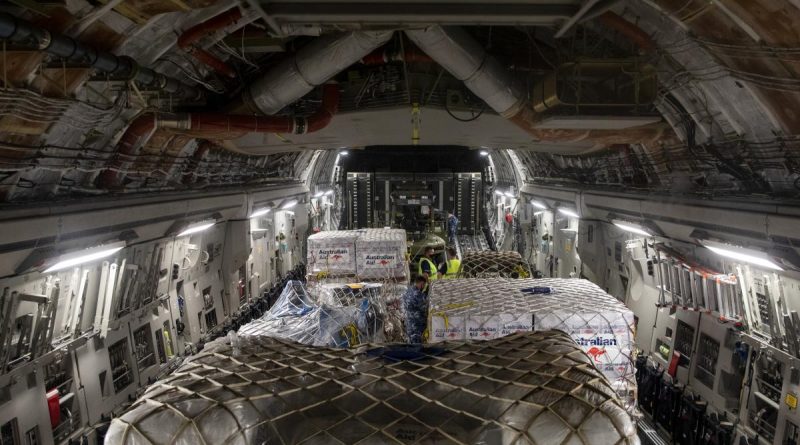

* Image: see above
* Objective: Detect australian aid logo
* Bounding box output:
[574,336,618,365]
[430,315,466,342]
[363,253,397,268]
[318,248,350,263]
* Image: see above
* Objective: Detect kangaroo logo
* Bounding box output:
[586,346,606,363]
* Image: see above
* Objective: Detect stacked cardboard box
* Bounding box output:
[306,229,408,280]
[306,230,359,276]
[355,228,407,279]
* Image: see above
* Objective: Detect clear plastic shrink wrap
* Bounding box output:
[238,280,386,347]
[428,278,637,412]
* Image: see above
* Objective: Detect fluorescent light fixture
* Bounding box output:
[702,240,783,271]
[612,220,653,237]
[494,190,504,196]
[282,199,299,210]
[44,241,125,273]
[177,221,215,237]
[558,208,580,218]
[339,150,349,156]
[479,150,489,156]
[504,191,516,198]
[324,190,334,196]
[532,200,547,210]
[249,207,272,218]
[313,191,324,198]
[534,211,545,216]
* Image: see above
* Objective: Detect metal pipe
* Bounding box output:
[97,83,339,189]
[406,26,672,148]
[0,13,202,99]
[242,30,393,115]
[178,7,243,78]
[95,114,157,189]
[169,82,339,135]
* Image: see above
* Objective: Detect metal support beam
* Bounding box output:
[554,0,601,38]
[259,2,579,25]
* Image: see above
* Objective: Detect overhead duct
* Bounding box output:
[162,82,340,137]
[99,29,390,188]
[405,26,672,148]
[0,13,202,100]
[97,83,339,189]
[242,30,394,114]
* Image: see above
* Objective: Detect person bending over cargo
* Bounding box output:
[403,276,429,343]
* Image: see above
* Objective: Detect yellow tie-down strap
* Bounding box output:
[341,323,360,347]
[428,301,475,329]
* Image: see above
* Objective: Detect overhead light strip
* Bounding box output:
[44,241,126,273]
[558,208,579,218]
[612,220,653,237]
[177,220,216,237]
[701,240,783,271]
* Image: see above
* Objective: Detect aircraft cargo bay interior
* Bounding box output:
[0,1,799,444]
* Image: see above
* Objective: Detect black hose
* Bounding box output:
[0,13,202,99]
[444,95,486,122]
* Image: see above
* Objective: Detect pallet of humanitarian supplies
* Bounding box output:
[306,230,360,277]
[306,229,408,280]
[428,277,637,411]
[458,249,532,278]
[239,278,410,345]
[106,330,638,445]
[238,280,387,347]
[354,228,408,279]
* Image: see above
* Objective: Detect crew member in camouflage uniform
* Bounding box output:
[403,276,429,343]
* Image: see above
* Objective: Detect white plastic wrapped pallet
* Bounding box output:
[306,230,359,276]
[307,229,408,280]
[355,228,408,279]
[238,280,387,347]
[428,277,637,411]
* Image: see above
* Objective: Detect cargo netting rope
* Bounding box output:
[238,278,409,346]
[427,278,637,413]
[105,330,639,445]
[457,250,532,279]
